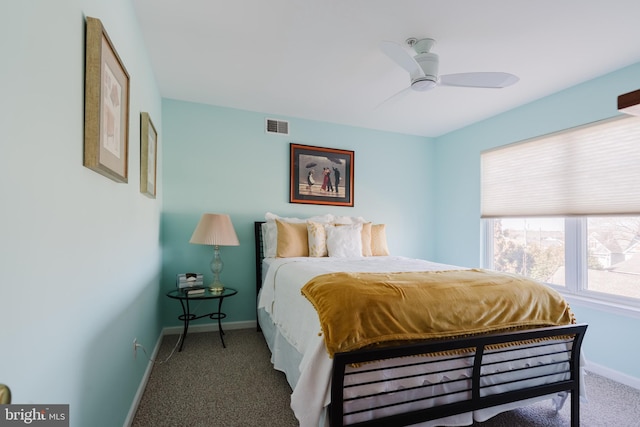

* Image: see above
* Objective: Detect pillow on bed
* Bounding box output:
[336,222,372,256]
[264,212,333,257]
[370,224,390,256]
[276,220,309,257]
[333,215,367,225]
[307,221,328,257]
[361,222,373,256]
[308,221,371,257]
[325,223,363,257]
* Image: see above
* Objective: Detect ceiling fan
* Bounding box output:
[380,37,519,97]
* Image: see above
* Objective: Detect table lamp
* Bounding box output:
[189,213,239,292]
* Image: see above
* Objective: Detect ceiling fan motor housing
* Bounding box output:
[412,52,439,91]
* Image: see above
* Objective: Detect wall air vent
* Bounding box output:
[265,118,289,135]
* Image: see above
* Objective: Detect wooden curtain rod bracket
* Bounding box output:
[618,89,640,116]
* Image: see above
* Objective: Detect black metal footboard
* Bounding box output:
[330,324,587,427]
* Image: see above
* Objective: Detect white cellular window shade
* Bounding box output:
[481,116,640,218]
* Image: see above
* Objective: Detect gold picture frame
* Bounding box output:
[83,16,130,182]
[140,112,158,198]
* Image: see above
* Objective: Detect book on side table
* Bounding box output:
[185,287,205,296]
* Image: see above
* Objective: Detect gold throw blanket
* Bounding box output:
[301,269,575,358]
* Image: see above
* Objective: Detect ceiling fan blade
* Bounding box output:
[439,72,519,88]
[375,86,413,110]
[379,41,423,78]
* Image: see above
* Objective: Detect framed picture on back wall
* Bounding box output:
[290,143,354,207]
[83,16,130,183]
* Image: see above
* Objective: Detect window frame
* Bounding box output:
[482,217,640,318]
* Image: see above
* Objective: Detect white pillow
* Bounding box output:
[263,212,333,257]
[325,223,363,258]
[333,215,367,225]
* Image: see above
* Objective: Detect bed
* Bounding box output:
[254,215,587,427]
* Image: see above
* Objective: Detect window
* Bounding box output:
[481,115,640,308]
[491,218,565,286]
[586,217,640,300]
[486,216,640,305]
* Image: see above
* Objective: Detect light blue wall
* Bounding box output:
[0,1,163,426]
[161,99,436,326]
[433,62,640,381]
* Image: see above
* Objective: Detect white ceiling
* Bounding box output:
[132,0,640,137]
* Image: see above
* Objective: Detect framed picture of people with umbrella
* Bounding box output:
[290,143,354,207]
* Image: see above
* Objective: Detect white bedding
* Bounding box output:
[257,256,583,427]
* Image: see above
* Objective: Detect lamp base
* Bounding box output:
[209,245,225,293]
[209,284,224,293]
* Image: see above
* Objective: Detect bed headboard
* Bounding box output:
[254,221,265,332]
[254,221,265,296]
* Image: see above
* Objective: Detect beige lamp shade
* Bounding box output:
[189,213,239,246]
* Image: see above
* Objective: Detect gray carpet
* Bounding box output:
[132,329,640,426]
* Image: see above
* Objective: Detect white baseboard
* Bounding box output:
[585,359,640,390]
[123,332,163,427]
[162,320,257,335]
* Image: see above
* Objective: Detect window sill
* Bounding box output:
[558,290,640,320]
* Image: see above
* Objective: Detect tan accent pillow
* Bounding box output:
[361,222,373,256]
[276,220,309,257]
[307,221,328,257]
[370,224,390,256]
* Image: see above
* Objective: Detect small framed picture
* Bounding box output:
[140,112,157,198]
[83,17,130,182]
[290,143,354,207]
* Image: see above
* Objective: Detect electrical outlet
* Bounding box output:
[133,338,138,359]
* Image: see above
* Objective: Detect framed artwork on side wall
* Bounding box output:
[83,16,130,183]
[290,143,354,207]
[140,112,157,198]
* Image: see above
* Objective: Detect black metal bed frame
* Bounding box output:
[253,221,587,427]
